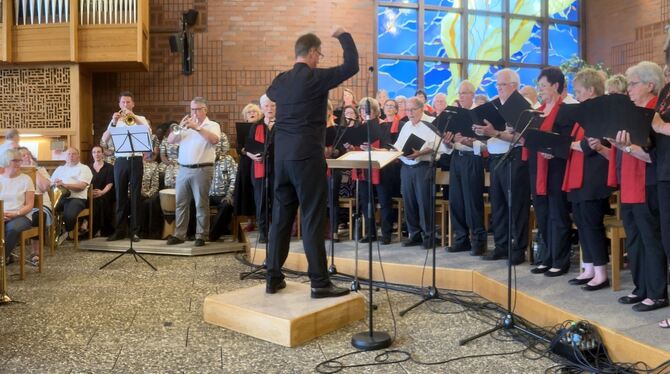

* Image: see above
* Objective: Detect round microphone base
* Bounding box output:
[351,331,392,351]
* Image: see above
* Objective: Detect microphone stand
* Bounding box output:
[399,112,455,316]
[459,110,546,345]
[327,122,349,275]
[351,95,392,351]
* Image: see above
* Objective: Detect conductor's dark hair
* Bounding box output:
[118,91,134,101]
[538,67,565,94]
[295,33,321,58]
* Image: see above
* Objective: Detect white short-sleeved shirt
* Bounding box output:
[51,163,93,200]
[0,173,35,219]
[177,117,222,165]
[393,120,447,165]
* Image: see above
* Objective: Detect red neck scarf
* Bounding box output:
[533,97,563,196]
[351,137,381,185]
[607,96,658,203]
[561,123,585,192]
[390,114,401,134]
[253,123,266,179]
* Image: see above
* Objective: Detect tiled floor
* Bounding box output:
[0,238,559,373]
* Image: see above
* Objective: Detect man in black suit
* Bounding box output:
[265,26,359,298]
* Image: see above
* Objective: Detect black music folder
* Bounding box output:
[470,101,507,131]
[574,94,655,145]
[442,106,484,139]
[341,124,380,146]
[325,126,338,147]
[499,90,534,131]
[393,133,426,156]
[524,129,573,159]
[235,122,252,151]
[245,139,264,156]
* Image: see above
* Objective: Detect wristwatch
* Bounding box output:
[624,145,632,154]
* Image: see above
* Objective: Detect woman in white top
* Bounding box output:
[19,147,52,265]
[0,149,35,264]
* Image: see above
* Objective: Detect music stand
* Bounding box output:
[100,125,157,271]
[328,150,401,350]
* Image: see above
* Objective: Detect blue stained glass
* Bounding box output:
[424,11,461,58]
[513,67,541,89]
[551,0,579,22]
[509,20,542,65]
[378,59,418,98]
[424,62,460,100]
[424,0,459,7]
[548,23,579,66]
[378,7,418,56]
[380,0,418,3]
[468,64,502,99]
[469,0,502,11]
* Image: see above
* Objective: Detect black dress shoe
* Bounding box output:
[266,280,286,294]
[258,235,267,244]
[194,239,205,247]
[402,237,422,247]
[568,277,593,285]
[166,235,184,245]
[544,267,569,277]
[482,252,507,261]
[381,236,392,245]
[632,299,669,312]
[131,234,140,243]
[618,295,644,304]
[582,280,610,291]
[530,266,550,274]
[311,283,350,299]
[106,232,126,241]
[359,236,377,243]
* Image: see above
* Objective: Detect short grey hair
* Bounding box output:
[496,68,520,86]
[192,97,208,108]
[433,93,447,103]
[626,61,664,95]
[458,80,476,93]
[5,129,19,141]
[407,96,424,110]
[358,97,381,117]
[260,94,272,107]
[0,148,19,168]
[395,95,407,103]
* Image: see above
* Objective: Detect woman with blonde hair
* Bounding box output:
[0,148,35,264]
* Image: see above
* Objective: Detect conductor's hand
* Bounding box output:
[472,119,497,137]
[332,26,346,38]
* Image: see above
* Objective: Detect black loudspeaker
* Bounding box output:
[182,9,198,26]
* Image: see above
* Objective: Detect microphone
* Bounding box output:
[368,66,374,73]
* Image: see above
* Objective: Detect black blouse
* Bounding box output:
[90,162,115,201]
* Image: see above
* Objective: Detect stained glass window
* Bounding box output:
[377,0,581,104]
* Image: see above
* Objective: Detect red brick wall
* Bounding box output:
[92,0,375,147]
[585,0,668,73]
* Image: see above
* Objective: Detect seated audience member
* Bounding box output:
[0,129,20,155]
[209,139,237,241]
[0,149,35,264]
[90,145,115,237]
[160,125,180,188]
[51,148,93,243]
[18,147,53,266]
[138,153,162,239]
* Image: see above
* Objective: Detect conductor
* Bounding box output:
[265,26,359,298]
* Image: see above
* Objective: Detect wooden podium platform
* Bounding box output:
[203,281,365,347]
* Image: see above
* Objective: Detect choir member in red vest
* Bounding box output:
[562,69,612,291]
[608,61,667,312]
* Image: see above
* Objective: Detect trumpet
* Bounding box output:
[171,115,191,135]
[118,110,136,126]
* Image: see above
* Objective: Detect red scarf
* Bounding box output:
[253,123,265,179]
[607,96,658,203]
[561,123,585,192]
[351,138,381,185]
[525,97,563,195]
[390,114,401,134]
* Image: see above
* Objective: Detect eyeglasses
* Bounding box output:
[628,81,642,87]
[190,107,206,111]
[496,82,513,87]
[316,49,324,58]
[458,91,474,95]
[10,159,22,162]
[407,107,422,112]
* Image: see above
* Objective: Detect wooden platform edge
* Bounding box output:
[247,248,670,366]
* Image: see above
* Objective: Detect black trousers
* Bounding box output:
[210,196,234,241]
[572,199,608,266]
[56,198,86,232]
[267,158,329,288]
[657,181,670,262]
[358,175,394,239]
[252,173,273,238]
[620,187,668,300]
[327,169,342,232]
[534,191,572,270]
[113,156,143,236]
[449,151,486,250]
[488,149,530,262]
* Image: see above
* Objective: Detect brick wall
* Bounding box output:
[585,0,668,73]
[92,0,375,147]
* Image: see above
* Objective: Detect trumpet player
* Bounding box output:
[166,97,221,247]
[102,91,150,242]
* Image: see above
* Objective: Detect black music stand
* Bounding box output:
[101,125,157,271]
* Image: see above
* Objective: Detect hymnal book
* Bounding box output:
[442,107,484,139]
[396,133,426,156]
[470,101,507,131]
[499,90,534,131]
[523,129,573,159]
[341,124,380,147]
[245,139,264,156]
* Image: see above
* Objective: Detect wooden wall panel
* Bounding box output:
[12,24,70,62]
[78,25,139,62]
